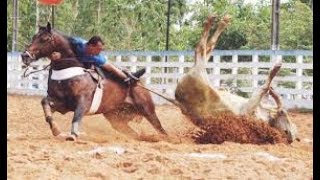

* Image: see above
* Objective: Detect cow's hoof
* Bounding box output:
[270,63,282,77]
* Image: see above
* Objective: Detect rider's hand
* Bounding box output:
[50,52,62,61]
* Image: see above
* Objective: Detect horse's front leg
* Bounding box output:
[66,96,90,141]
[41,96,61,136]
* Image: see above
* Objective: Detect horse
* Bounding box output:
[21,22,167,141]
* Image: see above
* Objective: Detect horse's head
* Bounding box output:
[21,22,56,65]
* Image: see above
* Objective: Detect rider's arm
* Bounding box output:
[91,54,107,67]
[78,52,107,65]
[70,37,87,45]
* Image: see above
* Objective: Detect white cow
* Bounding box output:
[174,15,298,143]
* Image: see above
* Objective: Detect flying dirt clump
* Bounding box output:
[191,113,289,144]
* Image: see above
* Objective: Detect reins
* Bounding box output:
[23,63,51,78]
[22,57,83,78]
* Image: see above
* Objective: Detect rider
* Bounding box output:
[69,35,136,84]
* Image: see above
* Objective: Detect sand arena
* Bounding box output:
[7,95,312,179]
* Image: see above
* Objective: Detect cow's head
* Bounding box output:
[268,89,299,143]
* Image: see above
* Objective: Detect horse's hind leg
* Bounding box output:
[131,86,167,135]
[103,112,139,138]
[41,97,61,136]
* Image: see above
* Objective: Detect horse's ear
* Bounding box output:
[46,22,52,33]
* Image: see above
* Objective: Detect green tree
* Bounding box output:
[7,0,313,51]
[280,1,313,49]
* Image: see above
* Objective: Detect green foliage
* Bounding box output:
[7,0,313,51]
[280,1,313,49]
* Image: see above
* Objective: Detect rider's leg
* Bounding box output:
[101,63,142,84]
[101,63,128,80]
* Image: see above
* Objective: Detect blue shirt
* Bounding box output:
[70,37,107,67]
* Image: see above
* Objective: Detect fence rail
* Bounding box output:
[7,50,313,109]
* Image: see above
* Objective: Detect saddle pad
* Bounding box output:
[51,67,86,80]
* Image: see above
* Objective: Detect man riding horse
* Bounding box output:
[21,22,167,141]
[51,35,138,84]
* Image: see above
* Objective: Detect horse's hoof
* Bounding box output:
[66,134,77,141]
[55,133,68,141]
[51,124,61,136]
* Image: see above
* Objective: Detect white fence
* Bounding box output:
[7,50,313,109]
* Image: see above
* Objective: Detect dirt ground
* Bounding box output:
[7,95,313,180]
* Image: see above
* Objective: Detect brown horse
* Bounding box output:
[21,22,167,141]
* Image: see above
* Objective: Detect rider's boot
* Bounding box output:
[122,67,146,85]
[101,63,140,85]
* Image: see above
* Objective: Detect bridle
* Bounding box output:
[23,63,51,78]
[22,33,56,77]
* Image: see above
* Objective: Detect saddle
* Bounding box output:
[83,62,146,85]
[83,66,146,114]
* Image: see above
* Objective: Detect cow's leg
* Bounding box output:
[205,15,231,61]
[41,96,61,136]
[240,63,282,115]
[194,15,216,66]
[66,96,90,141]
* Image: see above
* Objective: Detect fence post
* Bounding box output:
[213,55,220,87]
[116,55,122,63]
[252,54,259,89]
[177,55,185,89]
[178,55,184,74]
[146,56,152,85]
[296,55,303,100]
[129,55,137,72]
[271,53,282,89]
[232,55,238,87]
[161,56,166,85]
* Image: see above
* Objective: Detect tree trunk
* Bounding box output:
[35,0,39,33]
[97,0,101,24]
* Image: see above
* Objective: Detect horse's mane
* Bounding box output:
[51,30,73,46]
[52,29,72,41]
[50,29,80,59]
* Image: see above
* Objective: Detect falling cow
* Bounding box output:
[174,15,298,144]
